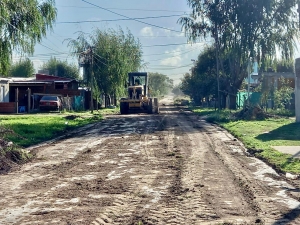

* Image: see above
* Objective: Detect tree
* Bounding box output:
[148,72,173,97]
[179,0,299,109]
[8,58,35,77]
[0,0,57,75]
[180,46,229,106]
[40,57,79,79]
[68,27,143,105]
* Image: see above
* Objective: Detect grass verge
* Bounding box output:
[192,107,300,174]
[0,108,119,166]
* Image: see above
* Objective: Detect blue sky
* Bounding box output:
[14,0,211,84]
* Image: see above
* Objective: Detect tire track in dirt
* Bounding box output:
[185,112,300,225]
[2,104,300,224]
[91,115,176,225]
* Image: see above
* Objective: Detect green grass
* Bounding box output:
[0,111,104,148]
[192,107,236,122]
[0,108,121,163]
[193,107,300,174]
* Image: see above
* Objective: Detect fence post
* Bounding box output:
[15,88,19,114]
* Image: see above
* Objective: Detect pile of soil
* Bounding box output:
[0,139,20,174]
[235,105,269,120]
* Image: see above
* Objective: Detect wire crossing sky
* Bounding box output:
[14,0,212,84]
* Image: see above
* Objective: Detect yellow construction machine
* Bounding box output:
[119,72,159,114]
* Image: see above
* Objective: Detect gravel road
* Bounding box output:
[1,97,300,225]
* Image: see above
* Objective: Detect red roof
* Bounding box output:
[35,74,73,81]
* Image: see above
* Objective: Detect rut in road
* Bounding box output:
[1,105,300,225]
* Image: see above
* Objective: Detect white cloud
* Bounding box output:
[140,27,154,37]
[160,56,182,67]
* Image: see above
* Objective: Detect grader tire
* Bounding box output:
[147,98,154,114]
[120,102,129,114]
[154,98,159,114]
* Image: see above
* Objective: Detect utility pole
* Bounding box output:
[90,47,94,113]
[247,57,251,105]
[78,46,94,113]
[214,23,221,110]
[295,2,300,122]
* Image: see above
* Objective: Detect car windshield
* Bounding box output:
[41,96,58,101]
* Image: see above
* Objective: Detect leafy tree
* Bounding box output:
[180,46,229,106]
[8,58,35,77]
[40,57,79,79]
[179,0,299,109]
[68,27,143,104]
[0,0,57,75]
[148,72,173,97]
[274,79,294,110]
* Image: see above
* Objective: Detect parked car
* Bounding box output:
[39,95,62,111]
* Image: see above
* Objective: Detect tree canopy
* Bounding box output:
[179,0,299,108]
[148,72,173,97]
[40,57,80,79]
[8,58,35,77]
[68,27,143,99]
[0,0,57,75]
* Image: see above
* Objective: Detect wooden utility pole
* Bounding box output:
[214,23,221,110]
[90,47,94,113]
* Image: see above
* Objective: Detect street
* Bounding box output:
[1,98,300,225]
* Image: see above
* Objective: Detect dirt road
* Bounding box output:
[1,98,300,225]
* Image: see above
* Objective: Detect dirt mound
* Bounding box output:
[0,139,21,174]
[0,156,19,175]
[236,105,268,120]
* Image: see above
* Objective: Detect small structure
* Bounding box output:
[0,74,83,113]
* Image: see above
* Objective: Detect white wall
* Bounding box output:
[0,83,9,102]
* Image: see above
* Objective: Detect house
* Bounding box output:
[0,74,83,113]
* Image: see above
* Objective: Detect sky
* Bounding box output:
[13,0,213,85]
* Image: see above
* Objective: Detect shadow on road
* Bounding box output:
[272,206,300,225]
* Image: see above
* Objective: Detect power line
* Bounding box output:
[0,15,64,55]
[57,14,185,24]
[147,63,194,70]
[81,0,184,34]
[143,42,197,47]
[58,5,190,13]
[146,48,200,62]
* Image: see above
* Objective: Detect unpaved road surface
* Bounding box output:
[1,98,300,225]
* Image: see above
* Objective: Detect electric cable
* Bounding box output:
[81,0,184,34]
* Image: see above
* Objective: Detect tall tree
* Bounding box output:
[180,46,229,105]
[68,27,143,102]
[0,0,57,75]
[40,57,80,79]
[148,72,173,97]
[179,0,299,109]
[8,58,35,77]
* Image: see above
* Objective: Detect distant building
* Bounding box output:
[0,74,83,113]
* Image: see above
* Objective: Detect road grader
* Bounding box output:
[119,72,159,114]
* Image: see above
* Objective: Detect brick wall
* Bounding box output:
[0,102,15,113]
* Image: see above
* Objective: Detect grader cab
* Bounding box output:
[119,72,159,114]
